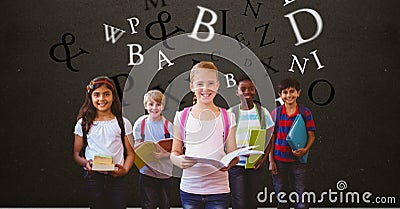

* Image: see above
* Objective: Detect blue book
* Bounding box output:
[286,114,309,163]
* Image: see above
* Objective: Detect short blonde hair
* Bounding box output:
[143,90,165,107]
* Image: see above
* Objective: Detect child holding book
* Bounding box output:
[269,78,316,209]
[170,61,238,209]
[73,76,135,209]
[228,74,275,209]
[132,89,174,209]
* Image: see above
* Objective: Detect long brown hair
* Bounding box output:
[77,76,122,135]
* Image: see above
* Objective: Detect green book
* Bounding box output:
[245,129,266,169]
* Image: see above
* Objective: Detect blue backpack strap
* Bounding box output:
[297,104,307,123]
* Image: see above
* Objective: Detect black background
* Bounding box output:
[1,0,399,207]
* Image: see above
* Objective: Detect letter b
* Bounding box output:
[188,6,218,42]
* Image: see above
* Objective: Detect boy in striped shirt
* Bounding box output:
[228,75,275,209]
[269,78,316,209]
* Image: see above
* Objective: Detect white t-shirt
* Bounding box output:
[133,115,174,179]
[74,117,133,166]
[174,108,236,195]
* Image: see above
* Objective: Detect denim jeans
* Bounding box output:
[84,172,127,209]
[180,190,230,209]
[139,173,172,209]
[228,166,263,209]
[272,161,308,209]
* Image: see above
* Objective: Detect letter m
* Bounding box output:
[302,192,316,204]
[104,24,126,44]
[145,0,167,10]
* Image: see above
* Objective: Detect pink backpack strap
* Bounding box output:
[180,107,190,143]
[221,108,230,142]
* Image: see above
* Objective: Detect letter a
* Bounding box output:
[188,6,218,42]
[104,24,126,44]
[284,8,323,46]
[158,50,174,70]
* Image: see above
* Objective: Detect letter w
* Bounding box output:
[104,24,126,44]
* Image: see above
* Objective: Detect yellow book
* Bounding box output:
[92,155,115,171]
[134,138,173,169]
[245,129,266,169]
[134,141,157,169]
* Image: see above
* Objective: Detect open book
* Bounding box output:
[134,138,173,169]
[91,155,116,171]
[185,146,264,169]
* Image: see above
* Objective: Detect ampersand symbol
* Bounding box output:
[49,33,89,72]
[145,11,185,49]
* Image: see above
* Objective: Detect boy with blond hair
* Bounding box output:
[133,89,173,209]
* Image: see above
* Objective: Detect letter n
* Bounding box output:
[242,0,262,19]
[288,54,309,75]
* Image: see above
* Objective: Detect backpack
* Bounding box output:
[180,107,230,151]
[230,102,266,129]
[79,116,126,157]
[274,104,307,132]
[140,116,171,140]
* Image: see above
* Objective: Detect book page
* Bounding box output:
[185,146,263,168]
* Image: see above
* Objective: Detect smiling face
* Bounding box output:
[145,99,163,120]
[190,68,220,105]
[279,86,301,106]
[237,79,256,104]
[91,84,114,114]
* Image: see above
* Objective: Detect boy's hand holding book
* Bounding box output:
[253,154,267,170]
[292,148,307,158]
[219,156,239,171]
[152,144,170,159]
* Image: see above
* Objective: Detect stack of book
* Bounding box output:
[91,155,115,171]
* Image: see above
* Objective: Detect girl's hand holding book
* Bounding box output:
[110,164,128,177]
[84,159,94,173]
[170,154,196,169]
